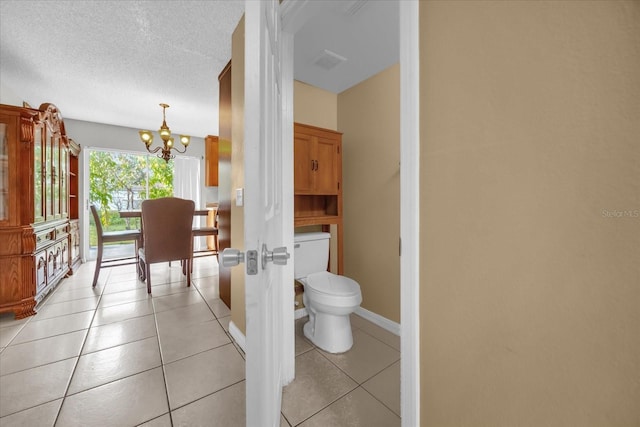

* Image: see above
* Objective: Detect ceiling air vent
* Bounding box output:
[313,49,347,71]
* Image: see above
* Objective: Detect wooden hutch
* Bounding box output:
[0,103,81,318]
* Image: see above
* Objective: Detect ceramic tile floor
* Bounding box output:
[0,257,400,426]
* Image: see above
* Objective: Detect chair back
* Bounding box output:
[141,197,195,263]
[90,205,104,240]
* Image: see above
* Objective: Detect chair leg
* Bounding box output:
[139,258,146,282]
[92,243,103,288]
[146,262,152,294]
[186,258,191,287]
[135,238,142,278]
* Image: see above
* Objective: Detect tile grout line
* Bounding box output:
[167,378,246,414]
[0,261,225,424]
[151,285,176,427]
[151,264,229,425]
[190,273,246,361]
[0,272,104,419]
[359,383,402,419]
[52,267,111,427]
[289,320,401,425]
[356,325,401,353]
[291,382,360,427]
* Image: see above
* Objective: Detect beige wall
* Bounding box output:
[338,64,401,323]
[294,81,337,130]
[230,17,246,334]
[419,1,640,426]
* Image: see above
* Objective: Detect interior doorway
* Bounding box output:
[284,1,419,425]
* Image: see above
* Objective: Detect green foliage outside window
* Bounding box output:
[88,151,173,246]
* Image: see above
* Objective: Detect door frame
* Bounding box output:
[399,1,420,425]
[280,0,421,425]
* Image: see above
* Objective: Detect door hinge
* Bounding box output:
[399,237,402,256]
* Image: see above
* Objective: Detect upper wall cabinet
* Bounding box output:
[293,123,343,224]
[294,123,341,195]
[205,135,219,187]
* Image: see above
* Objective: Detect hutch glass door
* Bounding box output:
[34,123,44,223]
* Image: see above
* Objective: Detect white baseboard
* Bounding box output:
[231,308,397,353]
[355,306,401,337]
[294,307,308,320]
[228,321,246,353]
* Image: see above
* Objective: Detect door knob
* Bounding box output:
[221,248,259,275]
[221,248,244,268]
[262,244,290,269]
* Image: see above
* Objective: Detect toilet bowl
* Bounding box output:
[294,232,362,353]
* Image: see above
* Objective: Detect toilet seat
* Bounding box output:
[305,271,360,297]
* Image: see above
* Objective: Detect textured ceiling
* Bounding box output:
[293,0,399,94]
[0,1,398,138]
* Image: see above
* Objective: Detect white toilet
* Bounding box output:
[294,232,362,354]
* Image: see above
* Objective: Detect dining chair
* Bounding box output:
[138,197,195,293]
[90,205,142,288]
[192,208,219,259]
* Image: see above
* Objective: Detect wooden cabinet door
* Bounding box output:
[35,250,47,295]
[46,244,57,282]
[294,132,314,193]
[51,135,61,219]
[61,237,69,272]
[33,123,45,223]
[314,136,339,194]
[294,131,340,195]
[0,113,17,226]
[217,60,232,309]
[60,143,69,218]
[44,128,52,221]
[205,135,219,187]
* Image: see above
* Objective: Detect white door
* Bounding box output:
[244,0,294,425]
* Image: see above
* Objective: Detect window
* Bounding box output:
[85,148,202,261]
[87,149,174,260]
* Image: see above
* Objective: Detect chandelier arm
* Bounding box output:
[172,145,188,154]
[146,146,164,154]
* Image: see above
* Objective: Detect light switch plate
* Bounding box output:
[235,188,244,206]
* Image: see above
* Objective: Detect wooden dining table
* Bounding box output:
[118,209,212,218]
[118,208,218,255]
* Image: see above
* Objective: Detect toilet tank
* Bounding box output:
[293,232,330,279]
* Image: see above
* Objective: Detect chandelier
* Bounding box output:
[139,103,190,162]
